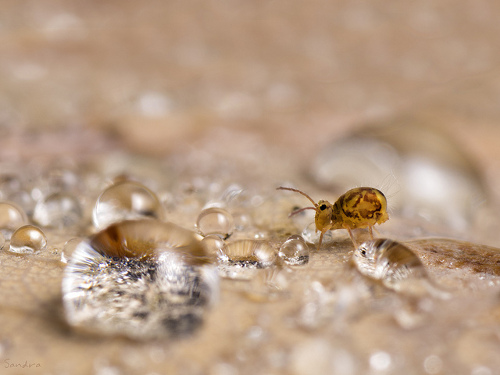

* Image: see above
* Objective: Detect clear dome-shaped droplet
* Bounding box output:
[196,207,234,239]
[279,235,310,266]
[0,201,28,239]
[92,180,164,229]
[9,225,47,254]
[218,240,277,280]
[61,237,82,263]
[62,219,219,340]
[201,234,226,257]
[33,192,83,228]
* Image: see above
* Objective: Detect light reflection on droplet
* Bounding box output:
[92,180,164,230]
[196,207,234,239]
[201,234,226,257]
[0,202,28,239]
[9,225,47,254]
[33,192,83,228]
[62,219,218,340]
[279,235,309,266]
[218,240,277,280]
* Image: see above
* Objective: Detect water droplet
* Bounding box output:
[0,202,28,238]
[201,234,226,256]
[369,351,391,372]
[33,192,82,228]
[218,240,277,280]
[279,235,310,265]
[62,219,219,340]
[352,239,450,299]
[8,225,47,254]
[423,355,443,374]
[61,238,82,263]
[0,232,5,250]
[92,181,164,230]
[196,207,234,239]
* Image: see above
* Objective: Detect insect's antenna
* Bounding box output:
[289,206,316,217]
[277,187,318,208]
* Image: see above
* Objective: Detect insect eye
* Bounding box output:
[360,249,366,256]
[319,204,327,211]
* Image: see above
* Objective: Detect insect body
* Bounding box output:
[277,186,389,249]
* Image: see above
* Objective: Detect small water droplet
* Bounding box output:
[279,235,310,265]
[92,180,164,229]
[8,225,47,254]
[61,237,82,263]
[218,240,277,280]
[33,192,82,228]
[201,234,226,256]
[423,355,443,375]
[0,202,28,239]
[62,219,218,340]
[196,207,234,239]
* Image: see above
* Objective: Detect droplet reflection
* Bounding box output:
[9,225,47,254]
[92,180,164,230]
[62,219,219,340]
[279,235,309,266]
[218,240,277,280]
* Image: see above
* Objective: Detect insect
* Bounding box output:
[277,186,389,249]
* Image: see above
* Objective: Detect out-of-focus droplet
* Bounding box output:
[196,207,234,239]
[92,180,163,229]
[8,225,47,254]
[246,267,289,302]
[201,234,226,256]
[279,235,310,266]
[0,232,5,250]
[0,202,28,238]
[62,219,218,340]
[311,122,486,231]
[218,240,277,280]
[33,192,83,228]
[369,351,392,372]
[61,237,82,263]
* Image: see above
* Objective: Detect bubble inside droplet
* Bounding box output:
[33,192,83,228]
[0,201,28,239]
[92,180,164,230]
[196,207,234,239]
[218,240,277,280]
[9,225,47,254]
[279,235,310,266]
[62,219,219,340]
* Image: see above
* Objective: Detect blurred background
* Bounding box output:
[2,1,500,373]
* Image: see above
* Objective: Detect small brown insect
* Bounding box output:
[277,186,389,249]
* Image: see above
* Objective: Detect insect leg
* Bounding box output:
[369,226,374,240]
[347,228,358,248]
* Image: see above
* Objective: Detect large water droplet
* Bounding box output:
[196,207,234,239]
[218,240,277,280]
[33,192,83,228]
[279,235,310,266]
[0,202,28,239]
[92,180,164,230]
[62,219,219,340]
[8,225,47,254]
